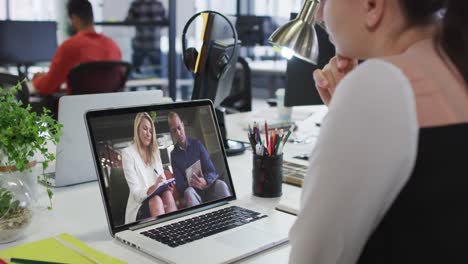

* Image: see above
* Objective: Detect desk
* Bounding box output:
[226,105,327,167]
[0,105,326,263]
[247,60,287,75]
[125,78,193,96]
[26,78,193,97]
[26,82,66,97]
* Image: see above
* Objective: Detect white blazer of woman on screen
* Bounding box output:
[121,112,177,224]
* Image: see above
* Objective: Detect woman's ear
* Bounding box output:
[316,0,324,22]
[363,0,384,29]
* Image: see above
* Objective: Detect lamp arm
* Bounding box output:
[298,0,321,25]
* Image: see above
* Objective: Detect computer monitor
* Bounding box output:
[192,40,238,106]
[0,21,57,65]
[284,13,335,107]
[235,15,275,47]
[190,12,244,155]
[191,13,238,106]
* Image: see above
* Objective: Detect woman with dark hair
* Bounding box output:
[289,0,468,263]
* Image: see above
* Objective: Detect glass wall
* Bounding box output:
[253,0,303,18]
[9,0,56,20]
[195,0,236,14]
[4,0,102,21]
[0,0,5,20]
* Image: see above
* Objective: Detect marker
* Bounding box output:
[255,143,264,156]
[282,124,295,145]
[264,121,269,155]
[274,129,284,155]
[3,258,67,264]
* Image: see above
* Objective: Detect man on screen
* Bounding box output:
[168,112,230,207]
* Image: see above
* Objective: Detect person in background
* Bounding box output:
[122,112,177,224]
[167,112,231,207]
[32,0,121,95]
[289,0,468,263]
[125,0,166,75]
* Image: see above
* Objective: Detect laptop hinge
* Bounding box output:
[129,200,230,231]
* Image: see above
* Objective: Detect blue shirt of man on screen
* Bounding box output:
[168,112,231,207]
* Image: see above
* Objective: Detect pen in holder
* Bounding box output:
[252,153,283,198]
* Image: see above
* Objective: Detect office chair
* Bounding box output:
[220,56,252,113]
[68,61,132,95]
[108,167,130,227]
[0,73,29,106]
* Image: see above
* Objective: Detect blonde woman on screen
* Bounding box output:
[289,0,468,263]
[122,112,176,224]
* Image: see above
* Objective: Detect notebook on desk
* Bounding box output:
[50,90,165,187]
[0,233,125,263]
[84,100,296,264]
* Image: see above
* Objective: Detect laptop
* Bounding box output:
[85,100,296,264]
[50,90,165,187]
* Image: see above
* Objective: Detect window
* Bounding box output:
[0,0,6,20]
[9,0,56,20]
[195,0,236,15]
[254,0,302,18]
[6,0,102,21]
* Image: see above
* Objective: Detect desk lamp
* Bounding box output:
[268,0,322,64]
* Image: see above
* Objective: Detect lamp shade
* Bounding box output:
[268,0,321,64]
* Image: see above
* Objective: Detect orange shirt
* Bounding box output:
[32,30,122,95]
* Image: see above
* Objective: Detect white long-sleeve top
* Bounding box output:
[289,59,419,263]
[121,143,164,224]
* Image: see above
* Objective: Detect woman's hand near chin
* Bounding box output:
[313,55,358,105]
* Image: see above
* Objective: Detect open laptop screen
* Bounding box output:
[85,100,236,233]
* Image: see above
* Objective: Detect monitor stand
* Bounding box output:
[216,107,245,156]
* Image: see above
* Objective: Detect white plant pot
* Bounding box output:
[0,171,34,243]
[15,165,39,201]
[0,160,39,201]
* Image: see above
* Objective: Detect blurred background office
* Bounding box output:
[0,0,329,111]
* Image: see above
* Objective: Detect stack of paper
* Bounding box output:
[185,160,201,187]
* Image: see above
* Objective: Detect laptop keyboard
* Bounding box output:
[140,206,268,248]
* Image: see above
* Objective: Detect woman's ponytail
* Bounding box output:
[439,0,468,86]
[401,0,468,86]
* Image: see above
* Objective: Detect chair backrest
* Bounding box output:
[220,56,252,113]
[68,61,132,95]
[0,73,29,106]
[108,167,129,227]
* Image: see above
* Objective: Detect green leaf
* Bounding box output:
[0,83,63,211]
[10,200,19,210]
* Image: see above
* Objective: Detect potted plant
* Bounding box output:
[0,83,62,243]
[0,184,33,243]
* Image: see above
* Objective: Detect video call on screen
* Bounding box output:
[88,105,233,227]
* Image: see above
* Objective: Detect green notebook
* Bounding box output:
[0,233,126,264]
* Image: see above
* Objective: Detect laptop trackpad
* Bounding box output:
[215,227,277,250]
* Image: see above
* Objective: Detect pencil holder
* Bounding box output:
[252,154,283,198]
